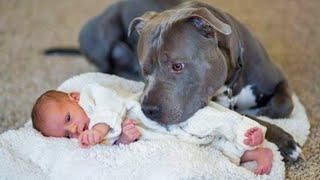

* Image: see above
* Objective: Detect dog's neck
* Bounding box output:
[213,40,244,109]
[219,42,243,85]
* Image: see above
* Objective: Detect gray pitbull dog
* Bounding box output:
[47,0,301,162]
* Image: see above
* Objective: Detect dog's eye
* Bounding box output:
[171,63,184,73]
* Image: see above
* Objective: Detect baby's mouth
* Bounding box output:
[83,123,89,131]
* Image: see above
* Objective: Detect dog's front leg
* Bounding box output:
[256,81,294,118]
[247,115,301,163]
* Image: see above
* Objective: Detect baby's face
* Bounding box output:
[40,92,90,138]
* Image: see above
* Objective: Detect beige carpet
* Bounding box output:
[0,0,319,179]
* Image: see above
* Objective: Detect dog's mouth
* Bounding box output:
[158,117,190,132]
[156,114,182,125]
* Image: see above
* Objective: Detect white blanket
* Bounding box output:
[0,72,310,180]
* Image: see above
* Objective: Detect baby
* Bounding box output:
[31,90,141,147]
[32,83,273,175]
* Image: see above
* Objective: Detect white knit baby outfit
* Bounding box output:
[78,83,266,164]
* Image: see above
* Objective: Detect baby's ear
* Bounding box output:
[68,92,80,102]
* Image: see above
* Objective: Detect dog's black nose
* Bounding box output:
[141,105,161,121]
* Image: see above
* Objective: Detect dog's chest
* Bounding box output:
[215,85,258,110]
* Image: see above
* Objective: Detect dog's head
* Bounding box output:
[129,7,239,125]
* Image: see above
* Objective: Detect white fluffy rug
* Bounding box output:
[0,72,310,180]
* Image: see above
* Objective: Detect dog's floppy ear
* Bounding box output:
[185,8,241,80]
[128,11,158,37]
[186,7,232,37]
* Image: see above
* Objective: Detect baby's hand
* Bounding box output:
[244,127,264,146]
[116,119,141,145]
[78,129,104,148]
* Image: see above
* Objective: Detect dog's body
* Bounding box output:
[47,0,300,162]
[79,0,293,119]
[78,0,183,80]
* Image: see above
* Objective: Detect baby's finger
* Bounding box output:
[80,134,89,148]
[123,123,135,131]
[87,131,93,145]
[78,134,84,146]
[122,119,130,124]
[78,133,83,141]
[83,133,89,146]
[126,119,137,125]
[126,129,139,138]
[79,133,85,142]
[123,129,136,138]
[93,133,100,144]
[128,126,140,134]
[132,131,141,139]
[126,127,138,134]
[122,119,133,126]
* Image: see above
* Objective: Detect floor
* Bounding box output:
[0,0,319,179]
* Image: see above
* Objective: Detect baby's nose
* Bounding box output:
[65,123,78,134]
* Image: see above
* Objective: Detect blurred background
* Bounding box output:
[0,0,319,178]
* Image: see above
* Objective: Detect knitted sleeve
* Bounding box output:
[80,83,127,145]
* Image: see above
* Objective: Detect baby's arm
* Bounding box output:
[78,123,110,148]
[80,83,129,146]
[79,84,141,146]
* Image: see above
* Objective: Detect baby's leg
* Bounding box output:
[240,148,273,175]
[244,127,264,146]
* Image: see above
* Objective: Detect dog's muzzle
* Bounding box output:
[141,104,162,121]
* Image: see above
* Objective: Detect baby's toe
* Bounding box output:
[252,132,263,145]
[262,166,271,175]
[249,128,257,133]
[243,138,251,145]
[252,136,261,145]
[265,166,272,175]
[245,131,251,137]
[254,167,263,175]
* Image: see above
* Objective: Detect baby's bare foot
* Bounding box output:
[254,148,273,175]
[244,127,263,146]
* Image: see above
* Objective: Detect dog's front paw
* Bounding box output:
[265,123,301,163]
[276,135,301,163]
[247,115,302,163]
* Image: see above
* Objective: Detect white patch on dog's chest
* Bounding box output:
[236,85,257,110]
[215,85,257,110]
